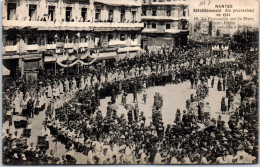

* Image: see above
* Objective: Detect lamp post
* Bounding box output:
[54,34,58,76]
[76,32,80,74]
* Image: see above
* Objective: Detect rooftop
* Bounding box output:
[95,0,142,6]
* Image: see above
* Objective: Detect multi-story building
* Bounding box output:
[2,0,143,79]
[141,0,189,50]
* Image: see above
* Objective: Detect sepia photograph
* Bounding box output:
[1,0,259,165]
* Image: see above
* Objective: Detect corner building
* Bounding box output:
[141,0,189,50]
[2,0,143,78]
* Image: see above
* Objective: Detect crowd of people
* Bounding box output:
[2,45,258,164]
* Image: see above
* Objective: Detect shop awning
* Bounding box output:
[2,65,10,76]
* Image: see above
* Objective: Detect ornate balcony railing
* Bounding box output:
[27,44,39,51]
[4,45,17,52]
[3,20,144,31]
[47,44,56,50]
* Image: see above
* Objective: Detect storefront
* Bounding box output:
[23,55,42,86]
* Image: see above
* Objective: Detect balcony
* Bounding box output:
[56,48,63,54]
[141,15,189,21]
[109,40,127,46]
[130,39,139,46]
[142,28,177,34]
[27,44,39,51]
[142,16,176,21]
[39,45,47,51]
[47,44,56,50]
[142,28,158,33]
[56,42,65,48]
[3,40,143,56]
[4,45,17,52]
[3,20,144,31]
[68,49,74,53]
[64,43,74,48]
[79,42,89,48]
[165,29,188,34]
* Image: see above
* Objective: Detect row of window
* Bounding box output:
[7,3,67,21]
[144,23,171,29]
[5,33,137,46]
[144,22,188,30]
[142,8,187,17]
[95,8,136,22]
[7,3,137,22]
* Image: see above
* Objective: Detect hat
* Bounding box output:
[13,153,18,159]
[21,154,27,161]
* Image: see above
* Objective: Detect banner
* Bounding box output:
[56,53,98,67]
[78,57,97,66]
[56,59,79,68]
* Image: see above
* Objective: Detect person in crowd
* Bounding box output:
[223,77,226,91]
[211,77,215,88]
[221,97,226,114]
[190,74,194,89]
[228,94,234,112]
[217,79,222,91]
[134,103,139,122]
[27,97,35,118]
[121,91,127,106]
[142,90,147,104]
[133,88,138,103]
[128,110,133,125]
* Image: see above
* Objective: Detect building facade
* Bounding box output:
[141,0,189,50]
[2,0,143,78]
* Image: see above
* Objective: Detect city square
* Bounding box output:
[2,76,238,164]
[2,0,259,165]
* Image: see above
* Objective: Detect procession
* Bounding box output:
[2,44,258,164]
[2,0,259,165]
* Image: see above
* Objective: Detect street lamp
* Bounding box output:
[54,34,58,76]
[76,32,81,74]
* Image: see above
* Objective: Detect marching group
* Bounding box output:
[2,46,258,164]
